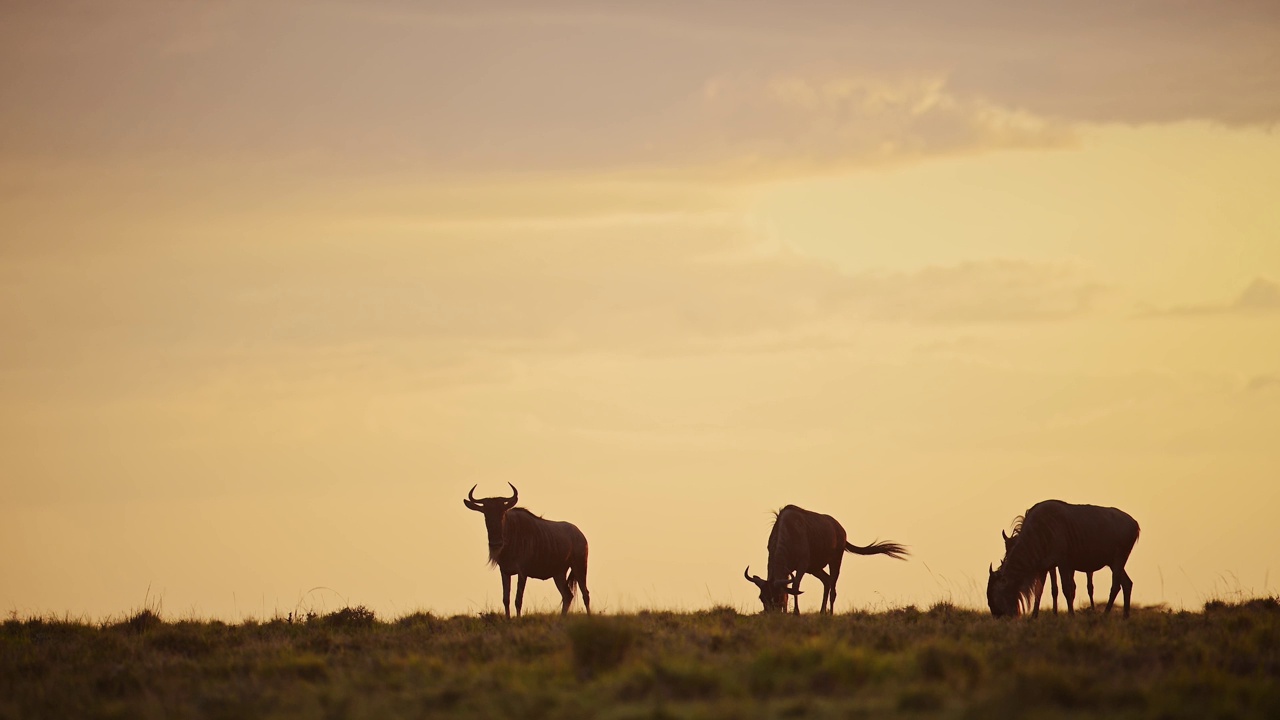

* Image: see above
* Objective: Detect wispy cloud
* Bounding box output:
[840,261,1104,325]
[687,74,1071,178]
[0,234,1105,396]
[1148,278,1280,318]
[1245,374,1280,393]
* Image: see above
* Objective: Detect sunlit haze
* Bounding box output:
[3,1,1279,620]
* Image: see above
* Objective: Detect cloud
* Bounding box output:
[1236,278,1280,312]
[686,74,1071,178]
[1150,278,1280,318]
[1245,374,1280,393]
[840,261,1104,325]
[196,245,1101,352]
[687,0,1280,127]
[1,228,1104,405]
[369,1,1280,129]
[3,1,1274,179]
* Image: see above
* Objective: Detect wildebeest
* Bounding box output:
[463,483,590,617]
[988,500,1139,618]
[1002,529,1096,617]
[744,504,908,614]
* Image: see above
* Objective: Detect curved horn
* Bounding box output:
[505,482,519,506]
[468,484,479,503]
[744,566,754,582]
[1001,529,1009,542]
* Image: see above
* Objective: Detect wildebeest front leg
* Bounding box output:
[1086,571,1095,609]
[1050,568,1060,614]
[791,574,804,615]
[1060,571,1077,615]
[514,574,529,617]
[1031,573,1045,618]
[502,573,513,618]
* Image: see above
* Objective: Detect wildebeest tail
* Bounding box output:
[846,540,909,560]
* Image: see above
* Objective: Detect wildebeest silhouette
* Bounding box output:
[1002,529,1096,616]
[744,504,908,614]
[463,483,590,617]
[988,500,1139,618]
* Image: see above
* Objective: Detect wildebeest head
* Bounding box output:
[987,563,1020,618]
[744,567,801,613]
[463,483,519,553]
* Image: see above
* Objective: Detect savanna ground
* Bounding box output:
[3,599,1279,720]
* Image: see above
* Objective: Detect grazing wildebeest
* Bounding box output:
[744,505,908,614]
[462,483,590,617]
[988,500,1139,618]
[1002,529,1096,617]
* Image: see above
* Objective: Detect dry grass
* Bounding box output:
[3,599,1279,719]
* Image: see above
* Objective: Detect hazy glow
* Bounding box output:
[2,2,1278,619]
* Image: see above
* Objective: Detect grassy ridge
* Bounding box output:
[3,600,1279,719]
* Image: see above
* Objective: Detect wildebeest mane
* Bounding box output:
[1001,514,1034,611]
[1000,509,1066,613]
[491,508,583,607]
[490,507,556,568]
[765,508,800,580]
[1010,515,1025,536]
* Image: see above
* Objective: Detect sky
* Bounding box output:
[2,0,1279,619]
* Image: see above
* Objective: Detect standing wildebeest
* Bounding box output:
[463,483,590,617]
[1002,529,1096,617]
[744,505,908,614]
[988,500,1139,618]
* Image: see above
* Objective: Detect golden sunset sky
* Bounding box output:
[3,1,1279,619]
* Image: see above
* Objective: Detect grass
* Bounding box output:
[2,599,1279,719]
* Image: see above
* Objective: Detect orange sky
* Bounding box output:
[2,1,1279,619]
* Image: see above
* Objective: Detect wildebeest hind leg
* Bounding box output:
[826,557,844,614]
[1106,567,1132,616]
[809,569,832,614]
[553,573,573,615]
[1087,572,1095,609]
[572,564,591,615]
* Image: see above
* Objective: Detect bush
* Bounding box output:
[748,639,881,697]
[395,611,438,629]
[916,641,984,690]
[318,605,376,629]
[112,609,163,635]
[567,616,635,678]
